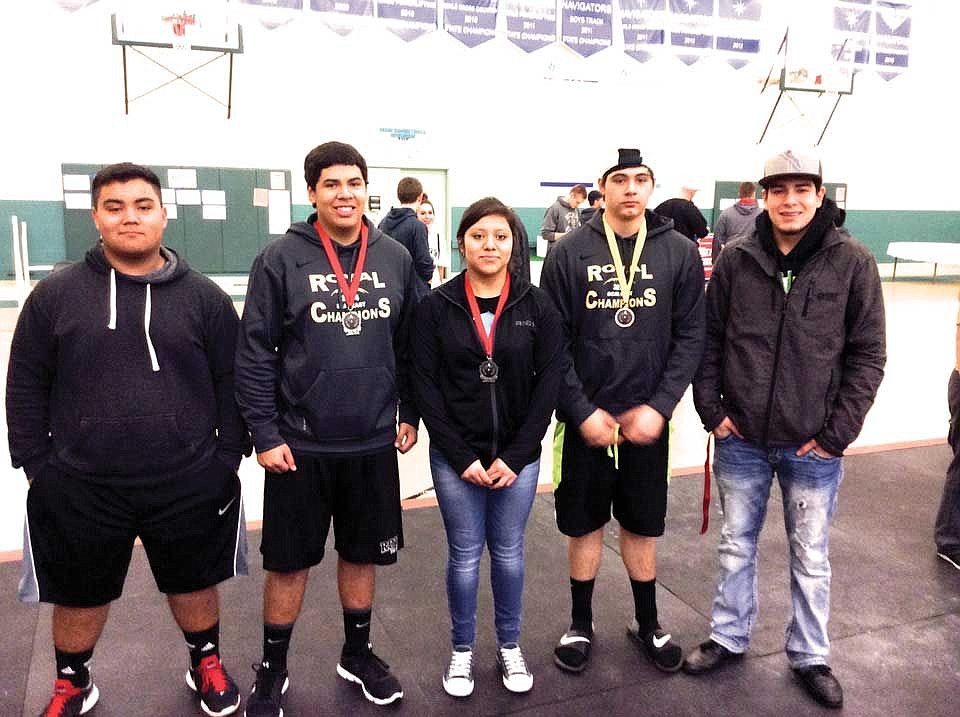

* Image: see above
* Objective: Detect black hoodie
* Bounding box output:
[6,244,250,482]
[540,209,706,426]
[378,207,435,285]
[236,215,424,456]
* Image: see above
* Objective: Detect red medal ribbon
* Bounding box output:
[464,272,511,358]
[314,219,368,309]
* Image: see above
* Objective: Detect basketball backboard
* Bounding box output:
[112,3,242,53]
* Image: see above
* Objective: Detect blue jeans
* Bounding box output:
[709,434,843,668]
[430,448,539,647]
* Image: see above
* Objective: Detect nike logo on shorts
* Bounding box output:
[218,496,237,515]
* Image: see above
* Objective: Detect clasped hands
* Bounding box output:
[461,458,517,489]
[578,405,665,448]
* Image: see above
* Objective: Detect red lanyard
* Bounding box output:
[314,220,368,309]
[463,272,511,358]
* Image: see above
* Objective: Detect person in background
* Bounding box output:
[655,184,709,242]
[417,197,446,282]
[7,162,249,717]
[541,185,587,255]
[379,176,435,287]
[935,298,960,572]
[689,149,886,710]
[712,181,761,259]
[580,190,604,223]
[411,197,563,698]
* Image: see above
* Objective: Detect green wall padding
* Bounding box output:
[0,200,66,279]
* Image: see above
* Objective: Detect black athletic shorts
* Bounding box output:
[554,423,670,538]
[260,446,403,571]
[20,457,246,607]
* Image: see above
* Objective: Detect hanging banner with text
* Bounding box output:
[832,0,871,68]
[715,0,762,69]
[444,0,498,47]
[873,1,911,81]
[310,0,373,35]
[619,0,667,63]
[504,0,557,53]
[561,0,613,58]
[668,0,715,65]
[377,0,438,41]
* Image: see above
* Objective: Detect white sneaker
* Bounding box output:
[497,643,533,693]
[442,646,474,697]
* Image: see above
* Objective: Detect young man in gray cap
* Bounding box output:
[540,148,705,675]
[687,149,886,709]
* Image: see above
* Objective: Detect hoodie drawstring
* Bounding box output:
[107,268,160,372]
[144,284,160,372]
[107,268,117,330]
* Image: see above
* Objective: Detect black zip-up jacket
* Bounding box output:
[6,244,250,482]
[540,209,706,426]
[378,207,435,285]
[692,217,886,456]
[411,272,564,475]
[236,215,423,456]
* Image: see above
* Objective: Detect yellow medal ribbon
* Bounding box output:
[602,214,647,311]
[606,423,621,469]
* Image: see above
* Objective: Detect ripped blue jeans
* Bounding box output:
[709,434,843,668]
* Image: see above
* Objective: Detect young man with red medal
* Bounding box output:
[539,149,705,676]
[236,142,425,714]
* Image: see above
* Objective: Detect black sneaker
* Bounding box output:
[793,665,843,709]
[39,678,99,717]
[244,662,289,717]
[627,620,683,672]
[337,645,403,705]
[553,627,593,673]
[682,639,743,675]
[186,654,241,716]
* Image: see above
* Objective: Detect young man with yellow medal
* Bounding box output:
[540,148,705,675]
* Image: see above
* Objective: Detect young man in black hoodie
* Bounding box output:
[540,149,705,676]
[7,163,250,717]
[688,150,886,710]
[236,142,423,714]
[377,176,435,287]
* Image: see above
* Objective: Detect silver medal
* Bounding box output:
[342,309,362,336]
[615,306,636,328]
[479,358,499,383]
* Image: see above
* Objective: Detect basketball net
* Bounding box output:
[163,12,196,52]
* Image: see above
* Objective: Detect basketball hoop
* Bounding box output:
[163,11,196,51]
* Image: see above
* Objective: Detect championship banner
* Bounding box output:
[668,0,715,65]
[238,0,302,30]
[443,0,498,47]
[715,0,761,69]
[377,0,438,41]
[832,1,871,68]
[310,0,373,35]
[873,1,911,80]
[243,0,302,6]
[52,0,102,10]
[503,0,557,53]
[619,0,667,64]
[561,0,613,58]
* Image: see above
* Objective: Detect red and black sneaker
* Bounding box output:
[186,654,241,716]
[39,678,99,717]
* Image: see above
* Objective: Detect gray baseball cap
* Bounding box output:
[759,149,822,188]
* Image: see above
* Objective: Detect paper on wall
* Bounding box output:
[268,190,291,235]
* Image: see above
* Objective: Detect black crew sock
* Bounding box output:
[262,622,294,672]
[343,608,372,656]
[184,622,221,669]
[631,578,658,635]
[570,577,595,633]
[55,647,93,688]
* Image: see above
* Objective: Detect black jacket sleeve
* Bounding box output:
[692,245,732,433]
[816,252,887,454]
[396,259,425,429]
[410,296,479,474]
[206,292,252,470]
[539,245,596,427]
[646,239,707,419]
[5,287,57,480]
[234,250,286,453]
[499,295,564,472]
